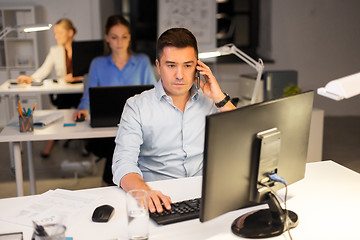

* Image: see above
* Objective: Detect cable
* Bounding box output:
[259,174,293,240]
[268,173,287,185]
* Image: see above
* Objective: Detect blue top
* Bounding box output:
[77,53,156,110]
[112,80,219,185]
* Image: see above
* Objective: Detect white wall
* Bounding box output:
[272,0,360,116]
[214,0,360,116]
[2,0,360,116]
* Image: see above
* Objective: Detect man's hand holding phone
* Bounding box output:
[196,60,236,111]
[196,60,223,100]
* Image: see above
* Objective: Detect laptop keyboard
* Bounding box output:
[149,198,200,225]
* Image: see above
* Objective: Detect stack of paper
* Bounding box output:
[33,111,64,127]
[0,189,100,227]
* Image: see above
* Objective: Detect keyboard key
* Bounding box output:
[150,198,200,225]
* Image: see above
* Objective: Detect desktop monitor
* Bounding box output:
[200,91,314,238]
[72,40,104,77]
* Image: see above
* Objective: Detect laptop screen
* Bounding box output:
[89,85,154,128]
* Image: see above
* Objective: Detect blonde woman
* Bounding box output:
[18,18,82,84]
[18,18,83,157]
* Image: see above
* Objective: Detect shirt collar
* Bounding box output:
[155,79,200,101]
[106,54,136,67]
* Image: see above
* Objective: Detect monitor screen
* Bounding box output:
[200,91,314,238]
[72,40,104,77]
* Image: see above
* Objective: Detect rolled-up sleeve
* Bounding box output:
[112,97,144,186]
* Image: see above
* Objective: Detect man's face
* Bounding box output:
[156,46,197,98]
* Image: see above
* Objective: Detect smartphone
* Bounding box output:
[196,70,200,89]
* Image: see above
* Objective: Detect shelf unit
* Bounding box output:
[0,5,42,126]
[0,6,40,78]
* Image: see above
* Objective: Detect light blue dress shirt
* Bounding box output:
[112,80,219,185]
[77,53,156,110]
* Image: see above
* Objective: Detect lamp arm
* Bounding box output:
[251,68,264,104]
[222,44,264,72]
[224,44,264,104]
[0,27,13,40]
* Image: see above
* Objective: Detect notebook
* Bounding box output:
[89,85,154,128]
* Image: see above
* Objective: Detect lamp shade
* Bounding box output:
[0,24,52,40]
[317,72,360,100]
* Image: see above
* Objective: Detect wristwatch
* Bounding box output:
[215,92,231,108]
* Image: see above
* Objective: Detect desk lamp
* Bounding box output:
[0,24,52,40]
[199,43,264,104]
[317,72,360,100]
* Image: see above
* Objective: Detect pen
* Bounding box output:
[33,103,37,112]
[17,107,24,118]
[26,108,31,117]
[32,221,48,237]
[18,101,23,115]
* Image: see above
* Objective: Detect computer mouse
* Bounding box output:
[75,113,86,122]
[92,204,114,222]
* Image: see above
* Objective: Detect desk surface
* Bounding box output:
[0,161,359,240]
[0,109,117,142]
[0,79,83,96]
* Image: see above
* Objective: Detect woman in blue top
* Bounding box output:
[74,15,156,186]
[75,15,156,116]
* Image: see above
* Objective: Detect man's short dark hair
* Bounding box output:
[156,28,198,61]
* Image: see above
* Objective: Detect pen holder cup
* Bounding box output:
[19,115,34,132]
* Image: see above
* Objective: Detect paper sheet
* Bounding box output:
[0,189,100,227]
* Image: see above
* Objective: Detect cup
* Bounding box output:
[126,189,149,240]
[33,223,66,240]
[19,115,33,132]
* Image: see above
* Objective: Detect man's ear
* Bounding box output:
[155,59,161,75]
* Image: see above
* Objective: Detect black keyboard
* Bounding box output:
[150,198,200,225]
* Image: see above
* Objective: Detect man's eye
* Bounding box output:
[168,65,175,68]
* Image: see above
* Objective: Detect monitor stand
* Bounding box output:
[231,192,298,238]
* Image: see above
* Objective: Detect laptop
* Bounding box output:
[89,85,154,128]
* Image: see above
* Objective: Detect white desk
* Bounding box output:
[0,79,84,96]
[0,109,117,197]
[0,78,83,123]
[0,161,359,240]
[0,79,85,182]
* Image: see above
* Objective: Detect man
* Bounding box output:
[112,28,236,213]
